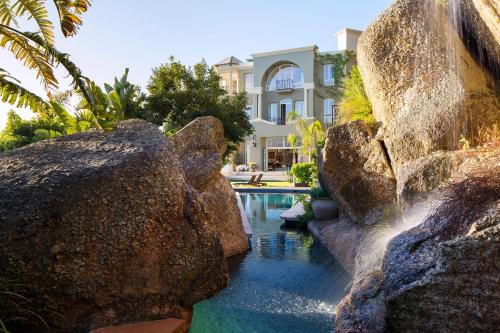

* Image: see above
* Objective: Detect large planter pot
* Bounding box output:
[312,199,339,220]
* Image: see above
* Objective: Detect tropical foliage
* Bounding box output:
[337,65,376,129]
[0,0,94,115]
[291,162,317,185]
[287,111,325,162]
[0,110,61,151]
[145,57,253,156]
[0,69,145,152]
[76,68,145,130]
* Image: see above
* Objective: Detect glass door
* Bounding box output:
[280,99,292,125]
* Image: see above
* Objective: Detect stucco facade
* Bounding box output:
[215,28,362,171]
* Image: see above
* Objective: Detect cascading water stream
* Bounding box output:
[354,200,438,280]
[448,0,500,80]
[355,0,499,282]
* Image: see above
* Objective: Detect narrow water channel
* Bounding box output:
[190,193,351,333]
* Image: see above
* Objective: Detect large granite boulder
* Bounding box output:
[471,0,500,45]
[456,0,500,79]
[398,146,500,206]
[358,0,500,174]
[335,270,386,333]
[384,169,500,332]
[319,120,396,225]
[172,117,249,257]
[0,117,247,332]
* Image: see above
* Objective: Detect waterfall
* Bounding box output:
[355,200,437,278]
[448,0,500,80]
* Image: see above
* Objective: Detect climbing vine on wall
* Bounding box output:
[315,50,355,100]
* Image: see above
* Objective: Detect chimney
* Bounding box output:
[335,28,363,52]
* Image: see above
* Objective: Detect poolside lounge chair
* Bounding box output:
[252,174,267,187]
[246,175,257,185]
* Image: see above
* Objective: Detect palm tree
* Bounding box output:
[287,111,325,162]
[287,133,298,164]
[0,0,93,114]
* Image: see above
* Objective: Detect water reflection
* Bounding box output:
[191,194,351,333]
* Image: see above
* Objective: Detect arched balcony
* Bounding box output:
[265,64,304,92]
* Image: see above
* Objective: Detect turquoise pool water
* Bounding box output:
[190,193,351,333]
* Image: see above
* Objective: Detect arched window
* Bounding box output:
[266,64,304,91]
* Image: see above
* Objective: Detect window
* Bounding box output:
[221,80,227,91]
[294,100,304,117]
[324,64,334,86]
[232,80,238,94]
[245,105,254,119]
[266,64,304,91]
[324,98,335,125]
[268,103,278,123]
[245,73,254,93]
[266,137,286,148]
[266,136,302,148]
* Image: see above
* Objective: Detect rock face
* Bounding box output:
[335,270,386,333]
[319,120,396,225]
[464,0,500,79]
[398,146,500,206]
[471,0,500,45]
[308,218,363,274]
[358,0,500,174]
[0,117,248,332]
[384,169,500,332]
[198,176,249,257]
[310,216,390,332]
[172,117,249,257]
[316,0,500,332]
[315,146,500,333]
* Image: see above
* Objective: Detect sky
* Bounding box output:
[0,0,393,128]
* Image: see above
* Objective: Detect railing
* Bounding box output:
[275,79,293,91]
[267,116,286,125]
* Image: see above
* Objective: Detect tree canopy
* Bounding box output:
[145,57,253,156]
[0,0,93,114]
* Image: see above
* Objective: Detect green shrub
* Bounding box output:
[294,194,314,227]
[310,186,329,200]
[291,162,317,185]
[338,65,376,130]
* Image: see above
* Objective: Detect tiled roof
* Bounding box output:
[215,55,243,66]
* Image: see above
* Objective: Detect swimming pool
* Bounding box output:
[190,193,351,333]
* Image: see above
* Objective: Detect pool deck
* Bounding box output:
[233,187,310,194]
[223,171,288,182]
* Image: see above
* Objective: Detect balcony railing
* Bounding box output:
[275,79,293,91]
[267,117,286,125]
